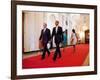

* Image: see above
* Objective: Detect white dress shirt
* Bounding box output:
[43,28,46,33]
[55,26,58,33]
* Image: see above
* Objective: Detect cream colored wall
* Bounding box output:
[24,12,44,52]
[75,14,89,43]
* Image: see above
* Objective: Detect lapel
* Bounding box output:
[55,26,59,34]
[43,28,46,34]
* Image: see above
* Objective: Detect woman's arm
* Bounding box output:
[39,29,43,40]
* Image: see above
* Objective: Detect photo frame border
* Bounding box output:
[11,1,97,80]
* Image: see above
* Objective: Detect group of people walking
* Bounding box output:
[39,20,77,61]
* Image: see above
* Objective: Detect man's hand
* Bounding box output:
[48,40,52,43]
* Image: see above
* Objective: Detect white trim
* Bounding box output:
[17,5,94,75]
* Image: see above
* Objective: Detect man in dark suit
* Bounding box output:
[52,20,63,61]
[39,23,51,59]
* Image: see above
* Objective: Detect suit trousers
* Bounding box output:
[42,43,50,59]
[53,43,61,60]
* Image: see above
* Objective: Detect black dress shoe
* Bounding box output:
[41,57,45,60]
[53,58,56,61]
[59,56,61,58]
[48,53,50,56]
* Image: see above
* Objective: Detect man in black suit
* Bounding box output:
[39,23,51,59]
[52,20,63,61]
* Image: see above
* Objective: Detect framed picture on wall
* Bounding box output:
[11,1,97,79]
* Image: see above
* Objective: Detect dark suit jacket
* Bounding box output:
[39,28,51,44]
[52,26,63,44]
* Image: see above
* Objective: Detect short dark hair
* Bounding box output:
[65,29,67,33]
[72,29,75,33]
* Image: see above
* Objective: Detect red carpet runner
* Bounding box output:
[22,44,89,69]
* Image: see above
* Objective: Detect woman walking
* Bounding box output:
[70,29,77,52]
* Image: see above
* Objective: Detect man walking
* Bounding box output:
[52,20,63,61]
[39,23,51,59]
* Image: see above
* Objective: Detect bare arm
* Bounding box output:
[51,28,55,39]
[39,30,43,40]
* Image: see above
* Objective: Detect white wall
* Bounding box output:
[0,0,100,80]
